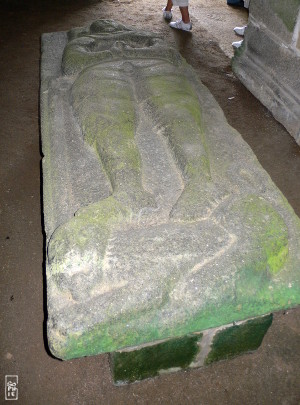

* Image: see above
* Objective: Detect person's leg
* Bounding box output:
[169,11,192,30]
[165,0,173,12]
[179,6,190,23]
[163,0,173,20]
[169,0,192,30]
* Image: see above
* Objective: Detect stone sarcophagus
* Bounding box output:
[41,20,300,382]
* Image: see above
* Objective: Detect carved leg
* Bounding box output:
[71,66,155,214]
[146,73,225,220]
[48,66,161,302]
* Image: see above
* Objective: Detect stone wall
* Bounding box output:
[232,0,300,145]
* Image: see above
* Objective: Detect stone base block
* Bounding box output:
[111,314,273,384]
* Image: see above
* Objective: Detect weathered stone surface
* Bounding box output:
[232,0,300,144]
[41,20,300,361]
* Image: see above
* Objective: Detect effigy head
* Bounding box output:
[62,19,178,75]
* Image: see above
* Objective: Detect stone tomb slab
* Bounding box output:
[41,20,300,379]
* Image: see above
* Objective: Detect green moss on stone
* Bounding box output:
[146,74,210,179]
[62,45,113,75]
[205,314,273,365]
[236,196,289,275]
[48,196,129,269]
[52,191,298,359]
[147,74,204,136]
[163,283,299,345]
[157,76,199,111]
[111,334,202,383]
[53,280,300,360]
[185,155,210,179]
[145,73,212,220]
[71,71,143,190]
[231,39,246,67]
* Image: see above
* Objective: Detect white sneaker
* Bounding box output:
[233,25,246,36]
[162,7,172,20]
[232,39,244,49]
[169,19,192,31]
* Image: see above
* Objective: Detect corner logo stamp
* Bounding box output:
[5,376,18,401]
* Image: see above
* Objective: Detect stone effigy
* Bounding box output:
[232,0,300,145]
[41,20,300,383]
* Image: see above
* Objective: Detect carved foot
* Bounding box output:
[170,182,227,221]
[47,196,129,302]
[114,188,157,217]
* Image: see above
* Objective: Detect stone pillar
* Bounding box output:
[232,0,300,145]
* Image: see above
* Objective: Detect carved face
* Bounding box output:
[62,19,165,75]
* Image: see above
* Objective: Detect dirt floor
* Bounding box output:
[0,0,300,404]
